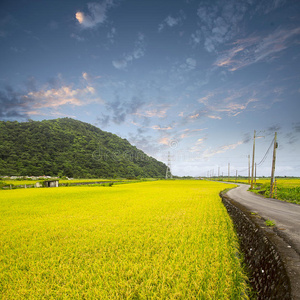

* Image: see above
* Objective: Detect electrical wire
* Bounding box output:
[234,138,275,174]
[237,168,248,173]
[256,138,274,166]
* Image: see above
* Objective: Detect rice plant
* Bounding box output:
[0,180,251,299]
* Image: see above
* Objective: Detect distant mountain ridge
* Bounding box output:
[0,118,167,178]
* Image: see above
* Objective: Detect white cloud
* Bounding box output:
[202,141,243,158]
[132,103,172,120]
[134,108,167,118]
[107,27,116,43]
[70,33,85,42]
[112,59,127,70]
[193,1,249,52]
[190,138,206,152]
[198,92,216,104]
[82,72,89,81]
[158,137,168,145]
[158,11,185,32]
[82,72,102,83]
[207,115,222,120]
[186,58,197,70]
[76,0,114,29]
[112,33,146,69]
[151,125,172,130]
[179,128,206,140]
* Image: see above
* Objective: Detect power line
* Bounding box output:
[234,138,274,175]
[256,138,274,166]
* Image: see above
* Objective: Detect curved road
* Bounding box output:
[226,184,300,299]
[226,184,300,254]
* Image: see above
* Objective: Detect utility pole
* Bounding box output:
[235,170,237,183]
[218,166,220,181]
[248,155,250,184]
[270,132,278,198]
[251,130,256,189]
[228,163,230,182]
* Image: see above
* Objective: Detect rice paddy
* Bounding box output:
[0,180,251,299]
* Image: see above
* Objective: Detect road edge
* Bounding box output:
[220,190,300,300]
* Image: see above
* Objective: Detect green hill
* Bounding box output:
[0,118,167,178]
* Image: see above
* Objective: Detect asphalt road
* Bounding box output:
[226,184,300,254]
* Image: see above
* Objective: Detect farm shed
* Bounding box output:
[43,180,59,187]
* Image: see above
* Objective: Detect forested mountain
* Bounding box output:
[0,118,167,178]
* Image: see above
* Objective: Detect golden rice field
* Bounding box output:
[0,180,251,299]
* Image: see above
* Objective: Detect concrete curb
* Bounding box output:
[220,191,300,300]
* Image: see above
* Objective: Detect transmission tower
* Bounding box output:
[165,152,172,179]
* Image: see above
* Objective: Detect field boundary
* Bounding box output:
[220,191,297,299]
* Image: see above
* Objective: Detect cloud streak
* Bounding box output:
[133,103,171,119]
[202,140,243,159]
[151,125,172,130]
[196,87,259,118]
[215,27,300,71]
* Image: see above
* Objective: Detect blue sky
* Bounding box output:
[1,0,300,177]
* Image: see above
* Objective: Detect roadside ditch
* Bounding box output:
[220,191,300,300]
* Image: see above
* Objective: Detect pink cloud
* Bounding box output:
[27,86,96,109]
[214,27,300,71]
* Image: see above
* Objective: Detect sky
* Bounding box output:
[1,0,300,177]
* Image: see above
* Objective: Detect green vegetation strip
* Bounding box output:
[219,178,300,205]
[0,180,250,299]
[249,179,300,205]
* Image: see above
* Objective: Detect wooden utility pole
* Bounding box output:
[270,132,278,198]
[251,130,256,189]
[218,166,220,181]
